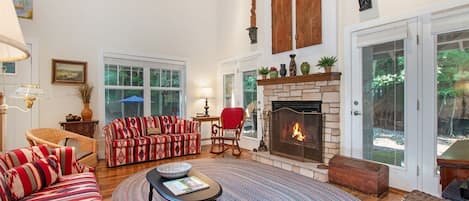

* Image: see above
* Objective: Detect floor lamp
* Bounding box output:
[0,0,32,152]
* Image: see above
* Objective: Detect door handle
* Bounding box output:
[353,111,362,116]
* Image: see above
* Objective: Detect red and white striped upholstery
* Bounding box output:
[0,145,101,201]
[104,116,201,167]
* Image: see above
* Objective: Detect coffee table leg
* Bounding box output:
[148,185,153,201]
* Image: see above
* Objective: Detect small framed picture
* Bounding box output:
[52,59,87,84]
[358,0,372,12]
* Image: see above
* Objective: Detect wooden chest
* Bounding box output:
[328,155,389,196]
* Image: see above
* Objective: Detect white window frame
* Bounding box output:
[99,51,187,124]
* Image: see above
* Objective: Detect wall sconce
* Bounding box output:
[247,27,258,44]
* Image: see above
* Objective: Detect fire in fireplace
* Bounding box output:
[270,101,323,162]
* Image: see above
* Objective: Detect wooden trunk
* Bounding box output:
[328,155,389,196]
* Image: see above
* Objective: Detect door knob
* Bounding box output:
[353,111,362,116]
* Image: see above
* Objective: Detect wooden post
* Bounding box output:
[0,92,5,152]
[250,0,256,27]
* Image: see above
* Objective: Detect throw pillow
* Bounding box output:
[4,155,61,200]
[5,145,50,169]
[0,173,11,201]
[116,127,141,139]
[147,127,162,135]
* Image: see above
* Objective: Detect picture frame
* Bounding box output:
[14,0,33,19]
[52,59,87,84]
[358,0,372,12]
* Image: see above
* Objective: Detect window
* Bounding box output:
[242,70,257,138]
[223,74,234,107]
[103,56,185,123]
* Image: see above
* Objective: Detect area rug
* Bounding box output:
[112,158,359,201]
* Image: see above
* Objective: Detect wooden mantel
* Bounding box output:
[257,72,341,86]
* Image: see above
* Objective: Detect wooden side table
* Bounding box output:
[59,120,99,138]
[437,140,469,190]
[192,116,220,141]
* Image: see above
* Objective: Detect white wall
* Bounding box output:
[337,0,447,71]
[18,0,218,156]
[216,0,337,72]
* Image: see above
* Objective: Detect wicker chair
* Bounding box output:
[25,128,98,167]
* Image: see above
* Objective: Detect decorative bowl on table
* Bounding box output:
[156,162,192,179]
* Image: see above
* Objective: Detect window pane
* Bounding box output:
[172,70,180,87]
[151,90,180,116]
[131,67,144,86]
[150,69,161,87]
[243,70,257,138]
[119,66,131,86]
[105,89,144,123]
[223,74,234,107]
[362,40,405,167]
[105,64,118,85]
[161,70,171,87]
[437,29,469,155]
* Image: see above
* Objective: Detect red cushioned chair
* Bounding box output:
[211,107,245,156]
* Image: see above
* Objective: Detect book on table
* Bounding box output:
[163,176,210,196]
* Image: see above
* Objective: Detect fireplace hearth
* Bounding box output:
[270,101,323,162]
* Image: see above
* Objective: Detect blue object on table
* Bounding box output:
[443,179,468,201]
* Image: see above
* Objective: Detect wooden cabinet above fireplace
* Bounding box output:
[272,0,322,54]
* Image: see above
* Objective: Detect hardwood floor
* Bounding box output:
[95,145,406,201]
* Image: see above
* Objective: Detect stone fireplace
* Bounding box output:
[270,101,323,162]
[252,73,341,182]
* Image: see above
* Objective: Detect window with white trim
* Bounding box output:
[103,55,185,123]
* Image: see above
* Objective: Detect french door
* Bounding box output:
[350,19,419,190]
[348,5,469,195]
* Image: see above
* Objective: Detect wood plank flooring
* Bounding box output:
[95,145,406,201]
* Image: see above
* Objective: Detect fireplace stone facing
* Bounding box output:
[253,75,341,182]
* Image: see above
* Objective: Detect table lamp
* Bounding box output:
[199,87,213,117]
[0,0,32,151]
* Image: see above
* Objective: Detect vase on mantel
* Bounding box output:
[289,54,297,76]
[280,64,287,77]
[81,103,93,121]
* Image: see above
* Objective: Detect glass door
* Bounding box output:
[422,27,469,195]
[351,19,419,190]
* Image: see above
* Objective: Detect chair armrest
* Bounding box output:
[103,125,114,142]
[60,130,97,156]
[211,124,222,137]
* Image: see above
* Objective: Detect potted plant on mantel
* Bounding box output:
[258,67,269,79]
[316,56,338,73]
[78,83,93,121]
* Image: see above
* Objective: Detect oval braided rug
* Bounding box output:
[112,158,359,201]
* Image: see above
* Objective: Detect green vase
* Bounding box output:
[300,62,310,75]
[269,71,278,79]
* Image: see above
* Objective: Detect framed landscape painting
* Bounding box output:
[52,59,87,84]
[14,0,33,19]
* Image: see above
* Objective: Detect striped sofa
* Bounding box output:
[104,116,201,167]
[0,145,101,201]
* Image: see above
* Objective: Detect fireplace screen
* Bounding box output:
[270,102,323,162]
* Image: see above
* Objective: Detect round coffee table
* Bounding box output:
[146,168,222,201]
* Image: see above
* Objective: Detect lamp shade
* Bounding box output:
[0,0,29,62]
[199,87,213,98]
